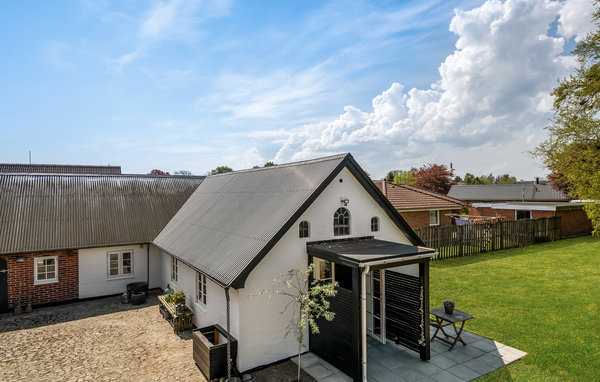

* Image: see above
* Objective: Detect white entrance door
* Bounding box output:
[366,269,386,344]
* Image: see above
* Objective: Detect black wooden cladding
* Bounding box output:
[193,324,238,380]
[0,258,7,313]
[385,271,423,352]
[310,285,360,381]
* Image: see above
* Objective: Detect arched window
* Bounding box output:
[334,207,350,236]
[299,221,310,238]
[371,217,379,232]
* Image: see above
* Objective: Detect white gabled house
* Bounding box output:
[0,153,434,382]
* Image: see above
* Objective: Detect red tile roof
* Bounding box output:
[374,181,464,211]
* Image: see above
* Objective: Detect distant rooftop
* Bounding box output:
[448,182,569,202]
[0,163,122,175]
[374,181,464,210]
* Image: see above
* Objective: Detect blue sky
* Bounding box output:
[0,0,594,178]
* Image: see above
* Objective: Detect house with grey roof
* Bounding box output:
[0,153,435,381]
[448,182,591,237]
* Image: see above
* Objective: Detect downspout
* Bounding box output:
[225,287,232,382]
[147,244,150,287]
[360,265,370,382]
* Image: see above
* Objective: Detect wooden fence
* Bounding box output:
[414,216,561,260]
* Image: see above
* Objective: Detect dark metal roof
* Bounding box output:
[307,237,435,268]
[0,163,122,174]
[154,153,424,288]
[448,183,569,202]
[0,174,204,255]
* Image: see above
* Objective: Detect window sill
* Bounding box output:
[107,275,136,281]
[194,302,207,313]
[34,279,59,286]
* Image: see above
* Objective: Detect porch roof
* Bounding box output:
[307,237,435,269]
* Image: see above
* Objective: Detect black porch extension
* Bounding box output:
[307,237,435,382]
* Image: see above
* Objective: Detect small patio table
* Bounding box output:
[430,307,475,351]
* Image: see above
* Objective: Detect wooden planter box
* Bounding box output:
[193,324,238,380]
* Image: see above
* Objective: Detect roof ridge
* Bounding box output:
[0,173,205,179]
[206,153,349,177]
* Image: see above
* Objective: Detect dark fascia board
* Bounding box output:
[231,153,426,289]
[0,241,150,257]
[343,155,425,247]
[230,155,350,289]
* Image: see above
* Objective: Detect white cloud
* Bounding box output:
[258,0,593,177]
[558,0,595,42]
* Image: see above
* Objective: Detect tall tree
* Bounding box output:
[263,161,277,167]
[413,164,455,194]
[535,2,600,235]
[173,170,192,175]
[384,169,416,185]
[210,166,233,175]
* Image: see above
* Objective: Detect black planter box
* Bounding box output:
[193,324,238,380]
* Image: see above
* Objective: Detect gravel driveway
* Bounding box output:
[0,291,204,382]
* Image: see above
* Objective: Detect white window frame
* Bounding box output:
[371,216,380,232]
[429,210,440,226]
[299,221,310,238]
[515,210,532,220]
[334,207,351,236]
[106,250,134,279]
[171,257,178,283]
[196,272,207,306]
[34,256,58,285]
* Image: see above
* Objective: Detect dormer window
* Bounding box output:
[371,217,379,232]
[299,221,310,238]
[334,207,350,236]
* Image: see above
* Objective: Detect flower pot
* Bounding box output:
[444,306,454,315]
[176,304,185,315]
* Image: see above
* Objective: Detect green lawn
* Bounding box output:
[429,235,600,381]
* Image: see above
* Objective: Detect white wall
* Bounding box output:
[148,244,162,289]
[159,251,240,340]
[79,244,157,299]
[237,167,413,371]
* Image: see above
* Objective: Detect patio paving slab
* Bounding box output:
[296,330,527,381]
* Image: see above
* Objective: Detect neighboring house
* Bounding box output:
[0,174,204,310]
[448,182,591,237]
[0,163,122,174]
[373,181,464,229]
[0,154,434,382]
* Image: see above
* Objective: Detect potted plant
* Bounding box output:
[444,300,455,315]
[166,291,186,314]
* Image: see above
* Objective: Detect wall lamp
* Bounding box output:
[340,197,350,206]
[15,256,25,262]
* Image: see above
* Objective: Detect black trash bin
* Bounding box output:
[127,282,148,293]
[130,291,146,305]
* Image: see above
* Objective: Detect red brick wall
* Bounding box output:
[557,209,593,237]
[468,207,554,220]
[399,209,459,230]
[0,250,78,308]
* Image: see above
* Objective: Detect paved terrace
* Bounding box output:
[293,331,527,381]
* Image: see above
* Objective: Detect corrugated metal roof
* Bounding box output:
[0,174,204,255]
[374,181,464,210]
[0,163,122,174]
[154,154,351,287]
[448,183,569,202]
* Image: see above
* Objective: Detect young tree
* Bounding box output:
[210,166,233,175]
[251,265,337,381]
[535,3,600,235]
[413,164,455,194]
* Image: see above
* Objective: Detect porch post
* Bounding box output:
[360,265,369,382]
[419,261,431,361]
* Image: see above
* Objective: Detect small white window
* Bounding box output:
[516,210,532,220]
[429,210,440,226]
[299,221,310,238]
[171,257,178,282]
[371,217,379,232]
[107,251,133,278]
[196,272,207,305]
[34,256,58,285]
[334,207,350,236]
